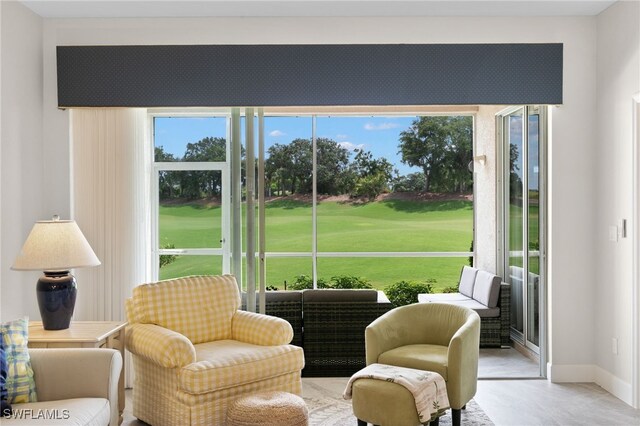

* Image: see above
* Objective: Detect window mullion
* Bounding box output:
[312,115,318,289]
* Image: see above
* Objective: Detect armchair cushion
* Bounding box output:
[472,271,501,308]
[458,266,478,297]
[180,340,304,394]
[132,275,240,344]
[378,344,448,380]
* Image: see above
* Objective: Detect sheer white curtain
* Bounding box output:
[70,108,150,323]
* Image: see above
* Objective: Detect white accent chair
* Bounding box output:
[3,348,122,426]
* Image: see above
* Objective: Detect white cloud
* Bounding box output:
[336,134,348,140]
[338,142,365,151]
[364,122,399,131]
[269,130,286,137]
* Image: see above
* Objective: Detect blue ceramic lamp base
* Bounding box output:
[36,271,77,330]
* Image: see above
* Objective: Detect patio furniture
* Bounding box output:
[508,265,539,338]
[125,275,305,426]
[365,303,480,426]
[226,391,308,426]
[301,289,392,377]
[418,266,511,347]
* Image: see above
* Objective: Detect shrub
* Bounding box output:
[287,274,371,290]
[351,172,388,201]
[288,275,313,290]
[441,285,459,294]
[392,173,427,193]
[330,275,373,289]
[288,274,330,290]
[384,280,435,307]
[159,243,177,268]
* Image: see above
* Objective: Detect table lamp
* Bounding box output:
[11,215,101,330]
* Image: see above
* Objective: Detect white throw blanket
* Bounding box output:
[343,363,450,423]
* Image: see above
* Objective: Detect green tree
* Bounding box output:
[392,172,427,192]
[155,146,181,200]
[315,138,352,195]
[442,116,474,193]
[287,139,313,194]
[265,143,292,196]
[181,137,227,199]
[509,143,523,203]
[265,138,352,196]
[265,140,312,195]
[398,116,473,192]
[349,149,394,199]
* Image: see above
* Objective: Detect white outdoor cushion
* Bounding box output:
[453,299,501,318]
[417,293,471,303]
[458,266,478,297]
[472,271,502,308]
[4,398,110,426]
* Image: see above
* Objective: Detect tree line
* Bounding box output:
[156,116,473,201]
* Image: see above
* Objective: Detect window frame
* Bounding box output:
[260,112,476,289]
[149,111,232,281]
[148,109,476,288]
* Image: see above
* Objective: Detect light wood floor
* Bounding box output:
[123,349,640,425]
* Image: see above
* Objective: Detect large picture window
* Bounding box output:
[151,111,474,292]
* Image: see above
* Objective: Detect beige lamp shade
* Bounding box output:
[12,218,101,271]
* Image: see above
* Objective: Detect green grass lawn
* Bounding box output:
[159,198,473,291]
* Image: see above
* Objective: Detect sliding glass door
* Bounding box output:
[498,106,546,359]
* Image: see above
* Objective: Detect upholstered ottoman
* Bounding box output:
[346,364,448,426]
[226,391,308,426]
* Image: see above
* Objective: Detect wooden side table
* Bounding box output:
[28,321,127,425]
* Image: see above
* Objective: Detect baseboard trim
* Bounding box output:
[594,366,633,406]
[547,363,595,382]
[547,363,632,406]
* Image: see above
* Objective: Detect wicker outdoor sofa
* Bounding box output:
[243,289,392,376]
[301,289,392,376]
[419,266,511,347]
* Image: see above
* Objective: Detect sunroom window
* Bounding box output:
[150,111,474,294]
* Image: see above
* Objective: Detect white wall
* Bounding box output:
[39,14,599,378]
[546,21,599,371]
[5,11,619,394]
[0,1,44,321]
[594,0,640,406]
[475,105,504,273]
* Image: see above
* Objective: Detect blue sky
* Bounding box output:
[154,115,423,175]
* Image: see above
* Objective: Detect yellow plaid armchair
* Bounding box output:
[125,275,305,426]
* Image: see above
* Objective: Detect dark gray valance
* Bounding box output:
[57,43,562,107]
